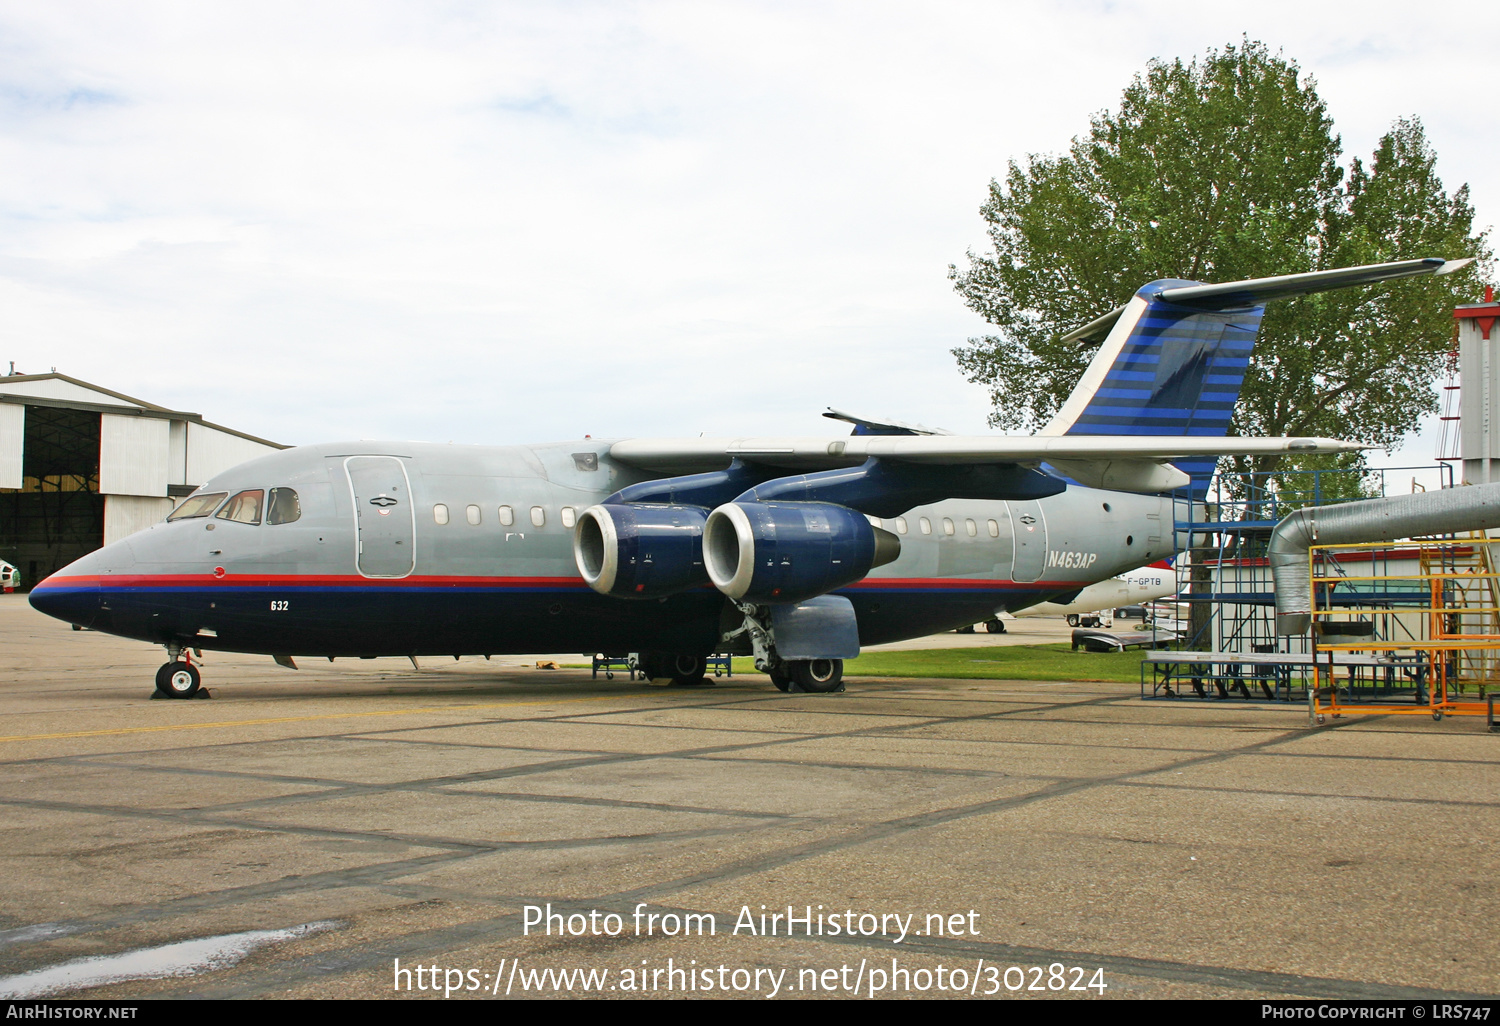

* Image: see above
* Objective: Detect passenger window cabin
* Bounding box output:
[498,505,514,526]
[530,506,546,527]
[466,504,482,526]
[434,504,449,525]
[561,507,576,528]
[919,517,932,536]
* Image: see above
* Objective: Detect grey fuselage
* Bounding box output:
[30,440,1175,659]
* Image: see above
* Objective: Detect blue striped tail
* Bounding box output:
[1046,280,1265,498]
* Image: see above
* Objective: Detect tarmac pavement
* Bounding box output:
[0,593,1495,1001]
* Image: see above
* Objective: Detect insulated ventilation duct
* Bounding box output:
[1270,482,1500,634]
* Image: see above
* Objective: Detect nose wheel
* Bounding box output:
[154,644,209,699]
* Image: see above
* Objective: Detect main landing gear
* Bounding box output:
[154,643,210,699]
[635,651,711,686]
[766,658,844,694]
[728,604,845,694]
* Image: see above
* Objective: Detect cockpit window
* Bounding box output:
[167,492,228,521]
[215,490,264,525]
[266,488,300,525]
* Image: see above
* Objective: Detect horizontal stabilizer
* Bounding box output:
[1157,258,1468,310]
[1060,307,1126,345]
[822,407,953,436]
[1060,258,1470,342]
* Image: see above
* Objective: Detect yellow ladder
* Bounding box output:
[1421,534,1500,696]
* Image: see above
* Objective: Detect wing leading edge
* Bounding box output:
[608,433,1358,472]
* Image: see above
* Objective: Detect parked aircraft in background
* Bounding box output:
[956,558,1176,632]
[1026,558,1177,627]
[28,259,1468,696]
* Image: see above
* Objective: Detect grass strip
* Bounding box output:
[570,644,1143,683]
[843,644,1143,682]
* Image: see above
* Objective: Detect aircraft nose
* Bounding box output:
[28,572,100,628]
[27,543,132,629]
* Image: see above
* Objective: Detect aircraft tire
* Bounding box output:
[768,669,792,692]
[788,659,843,694]
[955,624,975,634]
[156,661,201,699]
[985,619,1006,634]
[668,654,708,686]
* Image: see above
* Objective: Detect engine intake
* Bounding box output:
[574,503,709,599]
[703,501,900,604]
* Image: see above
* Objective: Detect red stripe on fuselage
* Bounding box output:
[38,573,1079,591]
[37,573,588,589]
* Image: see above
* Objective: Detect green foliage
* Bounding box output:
[951,39,1492,463]
[1219,449,1380,521]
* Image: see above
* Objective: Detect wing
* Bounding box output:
[608,433,1359,492]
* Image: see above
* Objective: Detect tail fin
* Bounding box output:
[1043,258,1470,496]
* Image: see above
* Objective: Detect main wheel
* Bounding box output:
[955,624,975,634]
[667,654,708,686]
[788,659,843,693]
[768,669,792,692]
[155,661,201,698]
[985,619,1006,634]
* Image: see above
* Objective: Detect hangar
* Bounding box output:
[0,372,284,589]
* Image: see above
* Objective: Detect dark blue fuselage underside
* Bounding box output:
[45,584,1046,658]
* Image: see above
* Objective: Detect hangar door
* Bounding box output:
[345,456,414,578]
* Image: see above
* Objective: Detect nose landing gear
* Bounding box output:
[153,644,210,699]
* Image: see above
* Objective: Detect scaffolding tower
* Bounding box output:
[1170,463,1454,659]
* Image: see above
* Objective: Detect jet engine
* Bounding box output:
[573,503,710,599]
[702,501,900,605]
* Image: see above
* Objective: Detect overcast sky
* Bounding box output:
[0,1,1493,477]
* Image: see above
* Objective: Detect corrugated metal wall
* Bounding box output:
[99,414,170,497]
[103,495,174,546]
[0,404,21,490]
[168,421,188,486]
[186,423,278,488]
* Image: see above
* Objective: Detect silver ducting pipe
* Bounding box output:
[1271,482,1500,635]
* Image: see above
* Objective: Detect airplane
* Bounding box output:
[985,557,1178,630]
[27,258,1469,697]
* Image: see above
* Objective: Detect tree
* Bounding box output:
[951,40,1491,484]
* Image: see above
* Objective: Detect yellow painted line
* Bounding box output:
[0,694,623,744]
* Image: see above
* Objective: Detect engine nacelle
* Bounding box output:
[703,501,900,604]
[573,503,709,599]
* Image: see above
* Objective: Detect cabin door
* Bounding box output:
[345,456,415,578]
[1007,500,1048,583]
